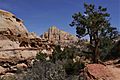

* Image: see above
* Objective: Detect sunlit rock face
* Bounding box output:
[0,10,28,36]
[84,64,115,80]
[0,10,38,67]
[40,26,78,44]
[0,10,79,76]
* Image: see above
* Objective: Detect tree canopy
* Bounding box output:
[70,3,119,63]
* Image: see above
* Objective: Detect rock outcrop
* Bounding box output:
[0,10,79,75]
[0,10,83,76]
[0,10,28,36]
[0,10,39,62]
[84,64,120,80]
[40,26,78,45]
[84,64,114,80]
[0,66,7,74]
[0,10,39,75]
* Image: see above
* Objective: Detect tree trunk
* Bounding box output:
[90,35,92,44]
[94,39,100,63]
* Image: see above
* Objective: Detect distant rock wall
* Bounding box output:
[41,26,78,44]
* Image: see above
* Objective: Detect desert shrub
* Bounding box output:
[51,45,85,76]
[36,52,47,61]
[22,45,85,80]
[64,59,85,75]
[51,45,81,62]
[22,60,84,80]
[22,60,66,80]
[104,40,120,60]
[0,75,16,80]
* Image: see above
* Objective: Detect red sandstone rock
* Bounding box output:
[85,64,114,80]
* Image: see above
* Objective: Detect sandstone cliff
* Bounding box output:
[0,10,79,75]
[40,26,78,45]
[0,10,39,75]
[0,10,28,36]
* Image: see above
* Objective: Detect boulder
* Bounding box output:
[84,64,114,80]
[16,63,27,70]
[0,66,7,74]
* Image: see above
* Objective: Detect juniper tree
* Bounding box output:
[70,3,119,63]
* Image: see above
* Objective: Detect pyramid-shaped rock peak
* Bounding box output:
[40,26,78,44]
[0,9,28,36]
[50,26,57,29]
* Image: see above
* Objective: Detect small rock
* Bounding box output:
[0,66,7,74]
[0,73,16,80]
[16,63,27,70]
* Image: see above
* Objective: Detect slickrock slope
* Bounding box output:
[0,10,39,75]
[0,10,28,36]
[84,64,120,80]
[107,65,120,80]
[85,64,114,80]
[0,10,39,62]
[40,26,78,45]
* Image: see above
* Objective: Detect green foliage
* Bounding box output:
[36,52,47,61]
[51,45,85,76]
[105,40,120,60]
[99,37,113,60]
[70,3,119,63]
[0,75,16,80]
[22,60,66,80]
[64,59,85,75]
[51,45,77,62]
[16,45,87,80]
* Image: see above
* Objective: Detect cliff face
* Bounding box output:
[0,10,28,36]
[0,10,38,73]
[41,26,78,44]
[0,10,79,73]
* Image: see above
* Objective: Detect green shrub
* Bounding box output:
[0,75,16,80]
[36,52,47,61]
[22,45,86,80]
[64,59,85,75]
[23,60,66,80]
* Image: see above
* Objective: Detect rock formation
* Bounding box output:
[84,64,120,80]
[84,64,114,80]
[0,9,119,80]
[0,10,39,75]
[0,9,40,61]
[0,10,28,36]
[0,10,79,75]
[40,26,78,45]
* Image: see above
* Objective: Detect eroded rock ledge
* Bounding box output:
[0,10,79,76]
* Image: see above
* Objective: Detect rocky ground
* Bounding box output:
[85,61,120,80]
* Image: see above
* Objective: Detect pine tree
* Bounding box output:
[70,3,119,63]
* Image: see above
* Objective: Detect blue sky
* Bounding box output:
[0,0,120,35]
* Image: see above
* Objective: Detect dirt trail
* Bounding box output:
[107,65,120,80]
